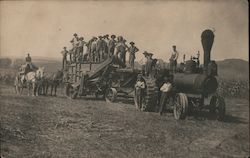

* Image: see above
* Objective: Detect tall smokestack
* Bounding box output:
[201,29,214,73]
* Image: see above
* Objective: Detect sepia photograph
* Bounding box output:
[0,0,249,157]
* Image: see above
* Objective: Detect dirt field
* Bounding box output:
[0,84,249,158]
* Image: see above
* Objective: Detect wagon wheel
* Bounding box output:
[134,77,158,111]
[209,95,226,121]
[65,84,78,99]
[173,93,188,120]
[105,88,117,103]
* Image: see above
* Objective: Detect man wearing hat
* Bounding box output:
[25,53,37,70]
[90,37,98,62]
[71,39,78,62]
[141,51,148,75]
[114,36,127,67]
[25,53,32,64]
[169,45,179,73]
[103,34,110,43]
[85,37,94,62]
[61,47,69,69]
[103,34,109,58]
[70,34,79,62]
[158,74,173,115]
[145,52,154,76]
[77,37,87,62]
[69,40,75,62]
[108,35,117,57]
[120,38,128,65]
[135,73,145,109]
[128,42,139,70]
[71,33,79,48]
[96,36,107,62]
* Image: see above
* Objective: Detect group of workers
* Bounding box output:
[61,33,140,70]
[61,33,180,76]
[135,70,174,116]
[135,45,180,115]
[21,37,180,115]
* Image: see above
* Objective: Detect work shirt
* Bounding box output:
[61,50,68,58]
[96,39,106,52]
[128,46,139,57]
[78,40,86,47]
[91,41,97,53]
[104,38,110,44]
[108,39,116,50]
[170,51,179,61]
[72,37,79,47]
[115,42,127,54]
[160,82,172,92]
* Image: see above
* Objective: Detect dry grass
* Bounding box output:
[0,84,249,158]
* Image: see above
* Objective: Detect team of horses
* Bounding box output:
[14,66,63,96]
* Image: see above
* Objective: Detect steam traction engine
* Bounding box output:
[134,29,226,120]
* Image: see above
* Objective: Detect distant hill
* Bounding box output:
[216,59,249,80]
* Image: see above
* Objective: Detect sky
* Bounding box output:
[0,0,248,62]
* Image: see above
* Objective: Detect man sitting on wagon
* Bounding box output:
[23,53,37,73]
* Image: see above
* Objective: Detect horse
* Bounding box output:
[16,67,45,96]
[44,70,63,96]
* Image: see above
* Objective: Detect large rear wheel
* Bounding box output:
[210,95,226,121]
[173,93,188,120]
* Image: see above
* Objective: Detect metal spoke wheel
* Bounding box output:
[209,95,226,121]
[65,84,78,99]
[173,93,188,120]
[105,88,117,103]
